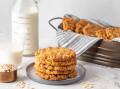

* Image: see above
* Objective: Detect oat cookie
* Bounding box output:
[106,27,120,40]
[83,23,103,37]
[62,18,77,31]
[75,19,90,34]
[36,71,77,80]
[35,65,76,75]
[35,59,76,66]
[35,47,76,62]
[35,63,76,71]
[96,29,108,40]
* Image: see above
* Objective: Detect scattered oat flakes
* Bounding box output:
[81,81,94,89]
[0,64,16,72]
[16,80,35,89]
[16,81,26,89]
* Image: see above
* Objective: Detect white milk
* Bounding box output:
[12,0,39,56]
[0,43,22,67]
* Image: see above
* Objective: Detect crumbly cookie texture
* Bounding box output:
[36,70,77,80]
[75,19,91,34]
[95,29,108,40]
[35,59,76,66]
[83,23,103,37]
[106,27,120,40]
[35,47,76,62]
[35,63,76,71]
[62,18,77,31]
[35,65,76,75]
[34,47,77,80]
[95,27,120,40]
[62,17,120,40]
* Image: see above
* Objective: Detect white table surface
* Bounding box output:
[0,56,120,89]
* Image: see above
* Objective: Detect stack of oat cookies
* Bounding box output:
[34,47,77,80]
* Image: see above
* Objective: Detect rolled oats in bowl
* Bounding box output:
[0,64,17,83]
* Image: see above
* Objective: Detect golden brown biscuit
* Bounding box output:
[75,19,91,34]
[35,47,76,62]
[62,17,120,40]
[36,71,77,80]
[106,27,120,40]
[36,68,75,75]
[62,18,77,31]
[35,63,76,71]
[95,29,108,40]
[83,23,103,37]
[75,24,83,34]
[35,55,76,62]
[35,59,76,66]
[34,65,75,75]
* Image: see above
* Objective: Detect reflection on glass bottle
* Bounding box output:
[12,0,39,56]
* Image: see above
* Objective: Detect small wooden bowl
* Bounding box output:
[0,70,17,83]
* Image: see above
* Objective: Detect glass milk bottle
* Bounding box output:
[12,0,39,56]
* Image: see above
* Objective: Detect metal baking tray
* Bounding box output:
[48,16,120,68]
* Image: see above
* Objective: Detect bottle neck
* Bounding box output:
[12,0,38,15]
[14,0,38,8]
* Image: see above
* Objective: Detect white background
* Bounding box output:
[0,0,120,47]
[0,0,14,41]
